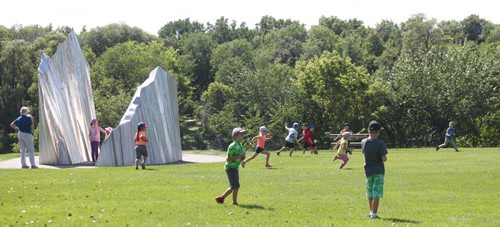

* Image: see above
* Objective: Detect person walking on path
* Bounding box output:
[10,107,38,169]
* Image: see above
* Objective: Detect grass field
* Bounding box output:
[0,148,499,226]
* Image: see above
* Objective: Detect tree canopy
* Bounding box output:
[0,14,498,152]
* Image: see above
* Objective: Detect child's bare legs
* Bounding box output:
[369,198,380,214]
[220,188,233,199]
[135,158,141,169]
[243,152,258,164]
[232,189,239,204]
[263,151,271,165]
[276,146,288,156]
[142,156,147,169]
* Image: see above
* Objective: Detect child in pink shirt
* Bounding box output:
[242,126,273,168]
[89,119,107,163]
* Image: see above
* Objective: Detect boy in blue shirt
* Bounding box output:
[436,122,459,152]
[361,121,388,219]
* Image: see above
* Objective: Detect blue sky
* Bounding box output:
[1,0,498,35]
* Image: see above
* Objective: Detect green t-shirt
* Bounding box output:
[225,141,244,170]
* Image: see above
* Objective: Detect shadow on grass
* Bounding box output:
[238,204,275,210]
[382,217,421,224]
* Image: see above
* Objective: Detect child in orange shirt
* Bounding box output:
[242,126,273,168]
[134,122,148,170]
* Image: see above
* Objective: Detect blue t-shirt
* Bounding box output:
[445,128,456,139]
[361,138,388,177]
[14,115,33,134]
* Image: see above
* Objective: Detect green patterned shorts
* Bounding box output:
[366,174,384,198]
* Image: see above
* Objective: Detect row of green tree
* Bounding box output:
[0,14,498,152]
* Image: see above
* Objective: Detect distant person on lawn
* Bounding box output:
[276,122,299,157]
[333,132,352,169]
[215,127,247,205]
[298,123,317,155]
[242,126,273,168]
[10,107,38,169]
[89,119,107,163]
[134,122,148,170]
[361,120,388,219]
[436,121,459,152]
[333,123,353,155]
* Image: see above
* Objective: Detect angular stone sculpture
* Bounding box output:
[97,67,182,166]
[38,31,95,164]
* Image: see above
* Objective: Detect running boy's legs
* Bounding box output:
[438,138,450,148]
[449,139,459,151]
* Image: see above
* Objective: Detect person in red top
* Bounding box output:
[134,122,148,170]
[298,123,318,155]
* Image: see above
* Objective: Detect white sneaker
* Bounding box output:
[369,214,380,219]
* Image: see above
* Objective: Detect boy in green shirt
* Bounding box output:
[215,127,247,205]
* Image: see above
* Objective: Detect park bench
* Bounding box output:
[330,133,369,148]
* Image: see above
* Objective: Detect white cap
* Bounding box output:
[232,128,247,137]
[259,126,268,131]
[341,132,353,137]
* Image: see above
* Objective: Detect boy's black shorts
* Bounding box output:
[285,141,295,149]
[302,142,315,149]
[255,147,265,153]
[226,169,240,189]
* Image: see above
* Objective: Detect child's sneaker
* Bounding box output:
[435,146,440,151]
[276,151,280,156]
[347,149,352,155]
[215,196,224,204]
[232,202,239,206]
[241,161,246,168]
[369,214,380,219]
[135,166,139,170]
[265,163,272,168]
[141,163,146,169]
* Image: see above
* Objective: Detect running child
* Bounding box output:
[242,126,273,168]
[134,122,148,170]
[361,120,388,219]
[89,119,107,163]
[333,132,352,169]
[436,121,459,152]
[333,123,353,154]
[276,122,299,157]
[215,127,247,205]
[298,123,317,155]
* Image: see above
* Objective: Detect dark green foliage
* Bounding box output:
[0,14,498,152]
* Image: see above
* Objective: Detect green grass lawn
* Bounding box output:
[0,148,499,226]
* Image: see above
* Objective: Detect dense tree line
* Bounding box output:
[0,14,498,153]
